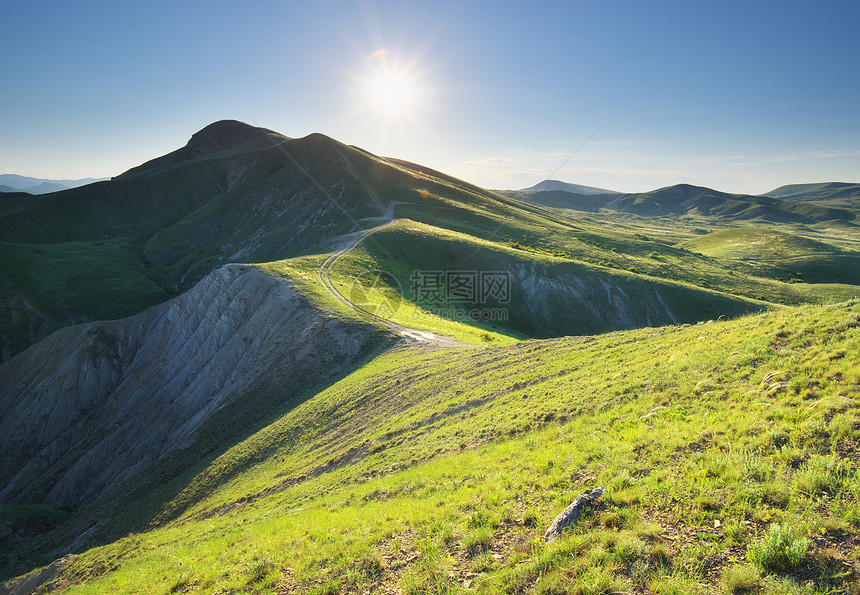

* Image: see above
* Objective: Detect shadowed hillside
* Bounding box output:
[0,121,413,360]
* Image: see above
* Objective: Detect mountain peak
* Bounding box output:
[116,120,282,179]
[523,180,619,195]
[185,120,273,158]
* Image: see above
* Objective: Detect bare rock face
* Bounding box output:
[0,264,390,508]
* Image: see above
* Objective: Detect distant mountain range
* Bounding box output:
[500,180,860,222]
[0,174,106,194]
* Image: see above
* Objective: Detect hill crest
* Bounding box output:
[522,179,619,195]
[116,120,288,180]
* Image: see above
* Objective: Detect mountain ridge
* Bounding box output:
[115,120,288,180]
[0,175,106,195]
[0,125,410,360]
[500,180,860,223]
[765,181,860,198]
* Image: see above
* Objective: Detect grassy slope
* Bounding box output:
[41,299,860,594]
[680,228,860,287]
[0,240,170,360]
[318,207,858,342]
[680,228,849,260]
[330,220,769,339]
[263,255,516,346]
[4,125,860,593]
[0,240,169,320]
[514,209,860,307]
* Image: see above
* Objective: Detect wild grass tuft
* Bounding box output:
[462,525,494,556]
[794,455,850,496]
[746,524,809,572]
[721,563,763,594]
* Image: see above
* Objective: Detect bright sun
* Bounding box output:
[375,76,408,109]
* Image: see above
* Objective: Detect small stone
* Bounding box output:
[714,520,721,528]
[543,487,607,543]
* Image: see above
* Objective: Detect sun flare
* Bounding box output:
[352,48,433,126]
[375,76,408,109]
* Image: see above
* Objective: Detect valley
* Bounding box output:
[1,121,858,594]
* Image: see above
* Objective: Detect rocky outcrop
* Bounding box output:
[543,487,606,543]
[0,264,391,508]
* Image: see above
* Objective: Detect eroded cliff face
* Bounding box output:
[505,261,762,337]
[0,264,391,508]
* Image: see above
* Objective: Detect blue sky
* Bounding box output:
[2,0,858,193]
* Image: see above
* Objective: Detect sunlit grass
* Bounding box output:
[262,251,517,345]
[44,299,860,593]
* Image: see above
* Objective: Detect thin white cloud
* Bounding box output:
[810,149,860,159]
[462,156,513,167]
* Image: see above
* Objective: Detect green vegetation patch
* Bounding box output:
[333,219,769,338]
[0,240,169,321]
[0,239,170,360]
[680,227,860,287]
[680,227,848,260]
[43,299,860,594]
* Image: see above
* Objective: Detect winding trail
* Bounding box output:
[315,150,462,346]
[316,219,461,347]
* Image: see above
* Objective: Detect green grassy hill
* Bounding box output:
[3,123,858,362]
[0,240,170,361]
[764,183,860,210]
[0,123,421,360]
[9,298,857,594]
[680,228,846,260]
[330,219,768,338]
[681,228,860,286]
